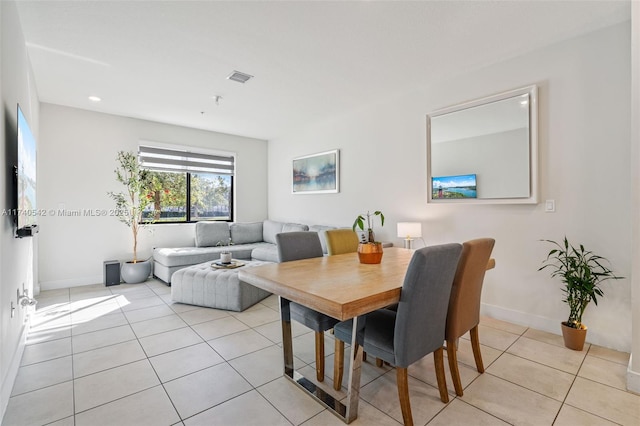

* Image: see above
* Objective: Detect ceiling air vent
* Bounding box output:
[227,70,254,84]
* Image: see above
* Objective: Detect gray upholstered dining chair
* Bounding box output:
[333,243,462,426]
[276,231,339,382]
[446,238,495,396]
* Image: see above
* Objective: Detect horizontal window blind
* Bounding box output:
[138,145,234,175]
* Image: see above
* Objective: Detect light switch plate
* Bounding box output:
[545,200,555,212]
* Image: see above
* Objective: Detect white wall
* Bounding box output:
[0,0,40,419]
[38,104,267,289]
[268,23,632,351]
[629,0,640,393]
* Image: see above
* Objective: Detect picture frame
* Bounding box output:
[292,149,339,194]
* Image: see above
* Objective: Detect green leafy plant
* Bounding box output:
[352,210,385,243]
[107,151,154,263]
[539,237,622,329]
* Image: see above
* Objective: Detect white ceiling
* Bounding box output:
[15,1,630,141]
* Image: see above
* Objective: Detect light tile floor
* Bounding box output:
[3,279,640,426]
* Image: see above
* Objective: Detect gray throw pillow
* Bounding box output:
[263,220,284,244]
[282,223,309,232]
[230,222,264,244]
[195,222,231,247]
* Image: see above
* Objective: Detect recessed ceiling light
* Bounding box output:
[88,95,101,102]
[227,71,253,84]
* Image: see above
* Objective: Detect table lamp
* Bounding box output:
[397,222,422,249]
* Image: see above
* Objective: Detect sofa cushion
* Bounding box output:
[155,247,227,267]
[229,242,271,259]
[263,220,284,244]
[230,222,264,244]
[282,222,309,233]
[195,222,231,247]
[309,224,337,254]
[251,245,280,263]
[154,243,269,268]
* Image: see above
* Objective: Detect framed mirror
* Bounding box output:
[427,85,538,204]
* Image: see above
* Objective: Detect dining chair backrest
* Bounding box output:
[446,238,495,340]
[275,230,337,383]
[394,243,462,367]
[325,229,360,255]
[276,231,324,262]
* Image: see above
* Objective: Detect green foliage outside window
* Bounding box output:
[145,171,187,221]
[142,171,231,222]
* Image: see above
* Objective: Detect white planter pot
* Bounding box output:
[121,260,151,284]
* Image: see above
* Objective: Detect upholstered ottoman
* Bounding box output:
[171,260,273,312]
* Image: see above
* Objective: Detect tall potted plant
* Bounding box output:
[539,237,622,350]
[108,151,153,283]
[353,210,385,264]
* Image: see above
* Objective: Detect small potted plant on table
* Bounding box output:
[539,237,622,350]
[353,210,385,264]
[217,238,233,264]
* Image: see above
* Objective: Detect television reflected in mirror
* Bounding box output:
[432,174,477,199]
[427,85,538,204]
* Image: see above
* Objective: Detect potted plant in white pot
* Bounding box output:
[539,237,622,350]
[217,238,233,264]
[352,210,385,264]
[108,151,154,284]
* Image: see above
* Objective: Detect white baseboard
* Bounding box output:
[480,302,561,336]
[628,355,640,394]
[40,275,102,291]
[0,324,28,422]
[480,302,629,352]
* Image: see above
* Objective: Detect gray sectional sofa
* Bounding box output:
[153,219,335,283]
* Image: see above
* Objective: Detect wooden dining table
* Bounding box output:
[238,247,494,423]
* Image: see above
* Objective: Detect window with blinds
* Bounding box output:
[138,145,234,223]
[138,145,235,175]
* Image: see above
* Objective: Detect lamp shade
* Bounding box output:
[397,222,422,238]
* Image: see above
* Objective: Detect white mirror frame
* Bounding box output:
[427,85,538,204]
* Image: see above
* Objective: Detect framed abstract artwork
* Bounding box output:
[292,149,339,194]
